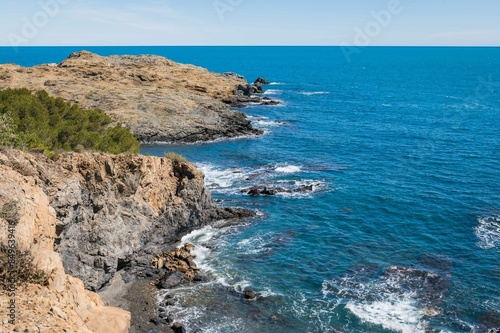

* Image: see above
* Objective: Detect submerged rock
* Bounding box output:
[244,288,257,300]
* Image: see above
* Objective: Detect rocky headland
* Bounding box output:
[0,149,254,332]
[0,51,276,143]
[0,51,274,332]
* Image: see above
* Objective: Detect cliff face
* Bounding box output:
[0,51,262,143]
[0,150,251,293]
[0,153,130,333]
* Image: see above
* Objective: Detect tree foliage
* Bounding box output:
[0,88,139,154]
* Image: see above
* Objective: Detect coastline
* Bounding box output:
[0,51,278,332]
[0,51,278,144]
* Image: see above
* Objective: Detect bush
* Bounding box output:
[0,88,140,154]
[0,245,50,290]
[0,201,49,290]
[164,152,187,163]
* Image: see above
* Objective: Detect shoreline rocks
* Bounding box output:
[0,51,279,144]
[0,148,255,332]
[241,184,316,196]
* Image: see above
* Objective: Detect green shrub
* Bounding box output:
[164,152,187,163]
[0,88,140,154]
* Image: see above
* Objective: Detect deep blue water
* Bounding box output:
[2,47,500,333]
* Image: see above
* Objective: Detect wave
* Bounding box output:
[262,89,283,96]
[298,91,331,96]
[196,163,250,189]
[323,266,449,333]
[475,214,500,250]
[275,165,302,173]
[269,82,285,85]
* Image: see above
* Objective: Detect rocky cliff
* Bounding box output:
[0,151,130,333]
[0,51,264,143]
[0,149,253,332]
[0,149,251,292]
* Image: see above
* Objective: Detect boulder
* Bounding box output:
[244,288,257,300]
[254,77,270,85]
[158,271,185,289]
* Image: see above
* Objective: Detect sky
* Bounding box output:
[0,0,499,46]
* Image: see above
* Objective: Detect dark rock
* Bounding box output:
[242,184,316,196]
[260,99,281,106]
[193,271,208,282]
[254,77,270,85]
[244,288,257,300]
[247,186,261,197]
[149,317,167,326]
[171,322,186,333]
[488,329,500,333]
[157,271,185,289]
[223,72,245,80]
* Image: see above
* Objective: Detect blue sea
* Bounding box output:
[2,46,500,333]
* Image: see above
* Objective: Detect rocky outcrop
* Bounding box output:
[0,149,253,292]
[0,153,130,333]
[241,184,316,196]
[0,51,267,143]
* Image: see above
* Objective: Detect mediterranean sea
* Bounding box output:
[2,46,499,333]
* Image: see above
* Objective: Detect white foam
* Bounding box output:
[196,163,249,189]
[275,165,302,173]
[254,120,286,127]
[236,232,273,255]
[263,89,283,96]
[475,214,500,250]
[298,91,331,96]
[269,82,285,85]
[346,299,426,333]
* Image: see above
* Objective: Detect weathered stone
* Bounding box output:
[158,272,185,289]
[171,322,186,333]
[0,51,265,143]
[254,77,270,85]
[244,288,257,300]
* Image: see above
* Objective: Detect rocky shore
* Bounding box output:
[0,51,277,143]
[0,149,254,332]
[0,51,278,332]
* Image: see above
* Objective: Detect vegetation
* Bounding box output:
[0,88,139,154]
[0,201,50,290]
[164,152,188,163]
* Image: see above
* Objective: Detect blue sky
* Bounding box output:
[1,0,499,46]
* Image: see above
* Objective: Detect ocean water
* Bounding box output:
[2,47,500,333]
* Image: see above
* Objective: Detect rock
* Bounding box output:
[158,271,185,289]
[244,288,257,300]
[242,184,315,196]
[171,322,186,333]
[489,329,500,333]
[50,306,67,320]
[149,318,167,326]
[223,72,245,80]
[254,77,270,85]
[0,51,264,143]
[0,156,131,333]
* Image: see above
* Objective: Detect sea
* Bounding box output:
[1,46,499,333]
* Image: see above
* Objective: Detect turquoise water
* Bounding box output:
[3,47,500,332]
